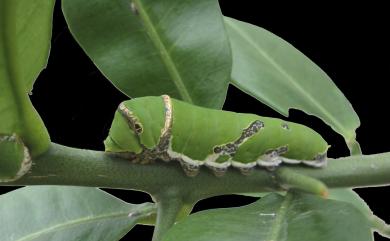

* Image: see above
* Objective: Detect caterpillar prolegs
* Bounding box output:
[104,95,328,177]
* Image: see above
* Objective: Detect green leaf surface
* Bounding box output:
[0,186,156,241]
[10,0,54,92]
[238,188,372,213]
[62,0,231,108]
[163,192,373,241]
[329,188,390,238]
[328,188,372,216]
[225,17,360,152]
[0,0,53,156]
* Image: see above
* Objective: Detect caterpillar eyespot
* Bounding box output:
[104,95,329,177]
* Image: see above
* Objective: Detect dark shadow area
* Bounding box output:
[192,194,259,213]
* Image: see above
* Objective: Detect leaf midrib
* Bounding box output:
[133,0,193,103]
[15,211,132,241]
[0,2,24,120]
[267,193,293,241]
[225,18,352,139]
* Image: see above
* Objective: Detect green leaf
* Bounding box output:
[163,192,373,241]
[10,0,55,92]
[328,188,372,216]
[0,0,53,156]
[0,186,156,241]
[329,188,390,238]
[62,0,231,109]
[225,17,360,153]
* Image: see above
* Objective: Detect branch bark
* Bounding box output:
[3,143,390,202]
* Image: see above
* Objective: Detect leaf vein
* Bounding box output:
[15,212,132,241]
[133,0,193,103]
[226,19,349,137]
[267,193,293,241]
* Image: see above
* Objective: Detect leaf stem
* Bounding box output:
[370,215,390,238]
[151,192,193,241]
[348,139,362,155]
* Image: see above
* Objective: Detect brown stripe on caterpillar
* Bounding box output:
[117,102,151,160]
[137,95,174,163]
[256,146,288,169]
[213,120,264,156]
[118,103,143,135]
[156,95,173,153]
[302,152,327,167]
[207,120,264,176]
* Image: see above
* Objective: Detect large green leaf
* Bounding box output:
[329,188,390,238]
[0,1,53,158]
[0,186,156,241]
[62,0,231,108]
[225,17,361,154]
[163,192,373,241]
[328,188,372,216]
[240,189,372,214]
[10,0,54,92]
[243,189,374,221]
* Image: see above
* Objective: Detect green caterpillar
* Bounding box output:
[104,95,328,177]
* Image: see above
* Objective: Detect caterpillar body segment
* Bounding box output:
[104,95,329,176]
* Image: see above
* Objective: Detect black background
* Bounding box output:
[1,1,390,240]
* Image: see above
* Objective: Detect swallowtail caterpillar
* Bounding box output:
[104,95,329,177]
